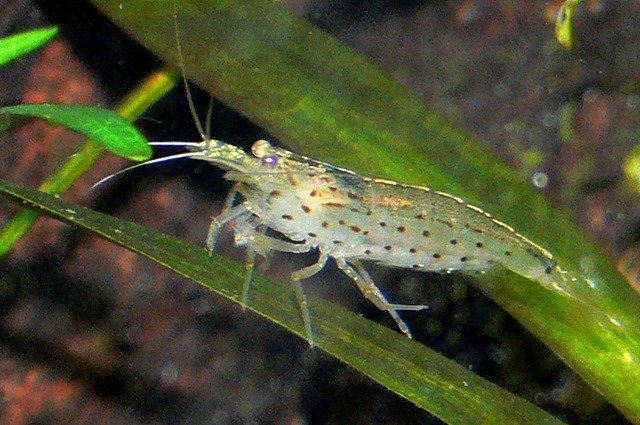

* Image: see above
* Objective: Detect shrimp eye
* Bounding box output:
[251,139,278,168]
[261,153,279,168]
[251,139,271,155]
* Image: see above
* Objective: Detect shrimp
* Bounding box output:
[137,136,562,345]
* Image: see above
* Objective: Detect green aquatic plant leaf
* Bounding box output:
[0,69,178,255]
[0,26,58,66]
[0,103,151,161]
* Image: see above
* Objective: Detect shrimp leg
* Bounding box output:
[336,258,428,338]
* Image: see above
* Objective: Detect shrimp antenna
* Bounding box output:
[91,146,207,189]
[90,152,197,189]
[172,1,207,142]
[92,5,222,191]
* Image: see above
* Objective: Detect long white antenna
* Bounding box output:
[91,150,204,189]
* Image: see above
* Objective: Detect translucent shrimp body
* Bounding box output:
[182,138,559,345]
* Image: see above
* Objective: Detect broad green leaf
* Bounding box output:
[0,176,567,425]
[0,103,151,160]
[0,69,178,255]
[0,26,58,66]
[86,0,640,422]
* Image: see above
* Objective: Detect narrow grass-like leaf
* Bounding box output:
[0,26,58,66]
[0,176,567,425]
[0,103,150,160]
